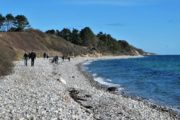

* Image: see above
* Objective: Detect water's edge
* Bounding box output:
[77,59,180,119]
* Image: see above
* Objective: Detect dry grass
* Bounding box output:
[0,29,88,56]
[0,45,16,76]
[0,29,89,76]
[43,34,88,56]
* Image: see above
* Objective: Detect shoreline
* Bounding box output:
[78,55,143,91]
[76,56,179,119]
[0,56,179,119]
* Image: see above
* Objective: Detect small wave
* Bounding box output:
[107,79,112,82]
[81,60,93,71]
[83,60,93,65]
[117,87,124,91]
[94,76,119,87]
[92,73,97,77]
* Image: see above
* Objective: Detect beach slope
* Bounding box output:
[0,57,178,120]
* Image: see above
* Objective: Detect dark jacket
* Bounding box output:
[43,53,46,58]
[24,53,29,60]
[29,52,36,59]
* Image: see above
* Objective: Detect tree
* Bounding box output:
[59,28,72,41]
[71,29,82,45]
[80,27,96,46]
[97,32,103,38]
[118,40,129,48]
[56,30,60,35]
[15,15,30,31]
[0,14,5,32]
[5,14,15,31]
[46,29,56,34]
[97,32,107,41]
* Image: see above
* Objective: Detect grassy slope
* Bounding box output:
[0,30,88,55]
[0,29,147,77]
[0,44,15,76]
[0,29,88,76]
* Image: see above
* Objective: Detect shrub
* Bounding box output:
[0,45,15,76]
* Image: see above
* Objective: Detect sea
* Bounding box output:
[83,55,180,112]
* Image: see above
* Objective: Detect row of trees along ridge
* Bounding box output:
[0,13,146,55]
[46,27,145,55]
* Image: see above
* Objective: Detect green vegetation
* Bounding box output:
[0,13,146,56]
[46,27,97,47]
[0,13,30,32]
[46,28,145,55]
[0,13,30,77]
[79,27,96,46]
[0,13,148,77]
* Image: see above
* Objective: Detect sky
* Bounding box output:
[0,0,180,54]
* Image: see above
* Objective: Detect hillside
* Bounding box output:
[46,27,149,56]
[0,29,88,76]
[0,29,148,76]
[0,29,88,56]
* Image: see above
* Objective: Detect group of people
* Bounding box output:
[24,51,71,66]
[23,51,36,66]
[51,56,71,64]
[51,56,59,64]
[62,56,71,61]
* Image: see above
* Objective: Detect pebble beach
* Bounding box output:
[0,56,179,120]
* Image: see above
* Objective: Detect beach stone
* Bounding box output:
[0,58,178,120]
[107,87,117,92]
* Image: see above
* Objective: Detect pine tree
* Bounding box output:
[15,15,30,31]
[5,14,15,31]
[80,27,96,47]
[0,14,5,32]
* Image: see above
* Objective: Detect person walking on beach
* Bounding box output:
[43,52,49,59]
[51,56,58,64]
[23,52,29,66]
[29,51,36,66]
[43,52,47,59]
[46,54,49,59]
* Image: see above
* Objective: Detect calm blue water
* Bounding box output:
[84,55,180,111]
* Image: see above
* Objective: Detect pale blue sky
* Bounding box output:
[0,0,180,54]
